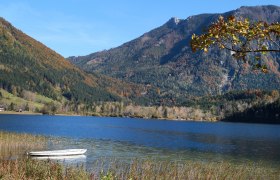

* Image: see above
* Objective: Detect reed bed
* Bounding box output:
[0,158,279,179]
[0,158,88,180]
[92,159,280,180]
[0,131,46,158]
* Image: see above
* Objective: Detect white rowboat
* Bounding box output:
[28,149,87,156]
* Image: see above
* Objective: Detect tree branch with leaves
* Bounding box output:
[190,16,280,72]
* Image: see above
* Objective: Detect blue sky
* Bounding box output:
[0,0,279,57]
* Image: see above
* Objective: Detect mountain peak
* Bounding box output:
[166,17,181,28]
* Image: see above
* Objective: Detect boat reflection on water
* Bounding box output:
[28,149,87,156]
[31,155,87,164]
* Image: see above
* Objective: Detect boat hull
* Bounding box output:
[28,149,87,156]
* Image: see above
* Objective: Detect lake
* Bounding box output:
[1,114,280,168]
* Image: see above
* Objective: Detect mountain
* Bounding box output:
[68,5,280,105]
[0,17,154,111]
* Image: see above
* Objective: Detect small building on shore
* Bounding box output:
[0,107,5,112]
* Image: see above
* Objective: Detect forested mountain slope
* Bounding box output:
[0,17,155,112]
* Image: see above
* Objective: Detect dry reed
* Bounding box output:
[0,131,46,158]
[91,159,280,180]
[0,158,88,180]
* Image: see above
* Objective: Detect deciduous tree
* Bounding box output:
[191,16,280,72]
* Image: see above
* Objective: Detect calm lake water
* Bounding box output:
[1,114,280,168]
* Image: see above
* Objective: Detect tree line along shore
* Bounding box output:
[1,88,280,123]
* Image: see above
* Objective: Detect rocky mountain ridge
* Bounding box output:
[69,5,280,105]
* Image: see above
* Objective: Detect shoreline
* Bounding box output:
[1,111,275,124]
[0,111,81,117]
[0,110,215,122]
[0,111,42,115]
[1,111,278,124]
